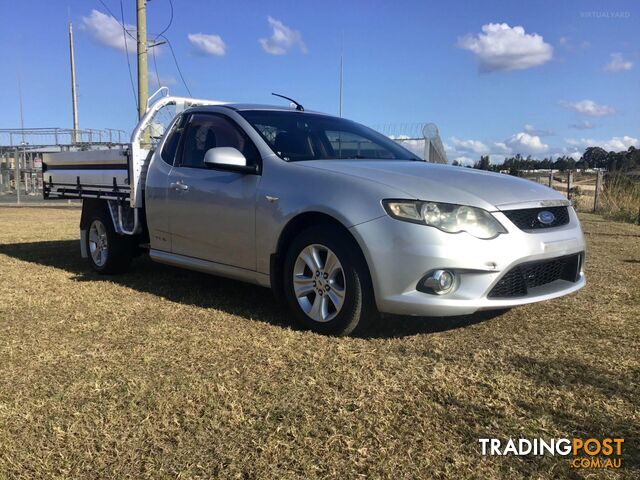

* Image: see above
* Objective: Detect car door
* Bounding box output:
[166,112,261,270]
[145,114,185,253]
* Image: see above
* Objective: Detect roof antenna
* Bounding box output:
[272,92,304,112]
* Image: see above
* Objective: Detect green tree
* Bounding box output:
[475,155,491,170]
[582,147,607,169]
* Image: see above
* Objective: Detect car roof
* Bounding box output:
[195,103,331,116]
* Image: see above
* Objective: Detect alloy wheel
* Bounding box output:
[292,244,346,322]
[89,220,109,267]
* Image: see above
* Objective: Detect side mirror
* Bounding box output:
[203,147,258,174]
[204,147,247,167]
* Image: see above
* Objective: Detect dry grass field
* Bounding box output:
[0,207,638,479]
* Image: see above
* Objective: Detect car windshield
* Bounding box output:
[239,110,421,162]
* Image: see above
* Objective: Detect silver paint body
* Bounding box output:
[42,148,129,198]
[145,104,586,316]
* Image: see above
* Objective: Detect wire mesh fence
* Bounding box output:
[0,128,127,147]
[371,122,448,164]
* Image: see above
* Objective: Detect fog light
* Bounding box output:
[420,270,456,295]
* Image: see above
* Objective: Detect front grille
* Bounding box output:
[503,206,570,231]
[488,253,582,298]
[488,268,527,297]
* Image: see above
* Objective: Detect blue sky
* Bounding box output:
[0,0,638,163]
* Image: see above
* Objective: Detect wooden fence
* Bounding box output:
[519,169,640,223]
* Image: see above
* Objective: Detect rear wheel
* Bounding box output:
[88,219,109,268]
[283,226,376,335]
[85,210,133,274]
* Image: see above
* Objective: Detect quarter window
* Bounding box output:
[160,115,183,165]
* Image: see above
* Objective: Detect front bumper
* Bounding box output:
[349,207,586,316]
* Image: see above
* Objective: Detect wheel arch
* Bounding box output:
[270,211,374,303]
[80,198,111,230]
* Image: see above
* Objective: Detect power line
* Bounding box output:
[151,43,161,88]
[155,0,174,39]
[150,0,171,90]
[98,0,135,40]
[151,0,193,97]
[98,0,192,99]
[119,0,138,110]
[159,34,192,97]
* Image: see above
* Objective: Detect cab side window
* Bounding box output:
[160,115,183,165]
[180,113,259,168]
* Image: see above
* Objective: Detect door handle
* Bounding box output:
[170,181,189,191]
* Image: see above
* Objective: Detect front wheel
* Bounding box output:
[283,226,376,336]
[85,210,133,274]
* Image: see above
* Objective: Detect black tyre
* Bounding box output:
[283,225,376,335]
[85,209,133,274]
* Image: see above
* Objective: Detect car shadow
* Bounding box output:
[363,309,507,339]
[0,240,504,338]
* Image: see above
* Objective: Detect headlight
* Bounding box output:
[382,200,507,239]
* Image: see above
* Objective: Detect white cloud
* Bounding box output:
[442,143,475,165]
[448,136,560,162]
[604,52,633,72]
[457,23,553,72]
[550,150,583,161]
[493,142,511,154]
[505,132,549,154]
[570,120,596,130]
[524,124,554,136]
[560,99,616,117]
[188,33,226,56]
[450,137,490,155]
[259,16,307,55]
[81,9,136,52]
[445,137,513,163]
[390,137,425,158]
[558,36,590,51]
[443,131,637,164]
[565,136,639,152]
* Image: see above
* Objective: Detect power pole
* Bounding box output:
[339,34,343,117]
[339,53,343,117]
[69,22,79,143]
[136,0,148,120]
[18,76,25,144]
[14,147,20,204]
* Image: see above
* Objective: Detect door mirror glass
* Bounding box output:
[204,147,248,167]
